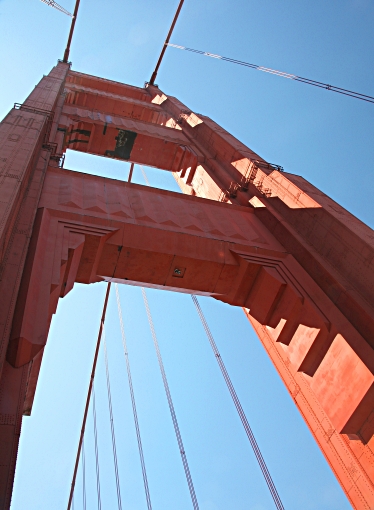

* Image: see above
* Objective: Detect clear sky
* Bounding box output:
[1,0,374,509]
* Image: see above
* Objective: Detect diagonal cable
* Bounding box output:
[142,288,200,510]
[191,295,285,510]
[40,0,73,17]
[140,159,281,508]
[166,43,374,104]
[82,438,87,510]
[92,385,102,510]
[140,165,150,186]
[103,325,123,510]
[115,284,153,510]
[67,284,111,510]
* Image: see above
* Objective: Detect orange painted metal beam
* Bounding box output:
[1,67,374,510]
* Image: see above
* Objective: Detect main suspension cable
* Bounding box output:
[40,0,73,17]
[92,385,102,510]
[67,283,112,510]
[167,43,374,105]
[63,0,81,62]
[142,288,200,510]
[103,325,123,510]
[191,295,285,510]
[149,0,185,85]
[115,284,153,510]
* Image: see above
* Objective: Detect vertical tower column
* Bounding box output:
[0,62,69,509]
[145,83,374,510]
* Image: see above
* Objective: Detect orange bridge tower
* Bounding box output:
[0,62,374,509]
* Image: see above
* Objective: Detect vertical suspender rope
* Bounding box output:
[140,165,150,186]
[139,167,200,508]
[142,288,200,510]
[82,438,87,510]
[127,163,135,183]
[115,284,153,510]
[67,283,112,510]
[191,295,285,510]
[92,385,102,510]
[103,326,123,510]
[140,164,281,508]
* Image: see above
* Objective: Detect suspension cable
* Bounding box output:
[103,325,123,510]
[191,295,285,510]
[67,283,111,510]
[40,0,73,17]
[82,438,87,510]
[92,385,102,510]
[140,165,150,186]
[63,0,81,62]
[140,165,281,508]
[149,0,185,85]
[166,43,374,105]
[142,288,200,510]
[115,284,153,510]
[128,163,135,183]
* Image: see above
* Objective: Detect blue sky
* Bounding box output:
[1,0,373,509]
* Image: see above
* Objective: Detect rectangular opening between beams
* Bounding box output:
[63,150,181,194]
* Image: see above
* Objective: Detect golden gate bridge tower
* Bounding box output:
[0,1,374,508]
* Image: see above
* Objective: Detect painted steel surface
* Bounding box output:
[0,62,70,509]
[0,66,374,509]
